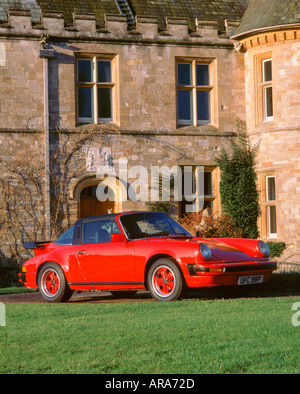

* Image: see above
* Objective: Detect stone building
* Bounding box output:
[233,0,300,262]
[0,0,299,262]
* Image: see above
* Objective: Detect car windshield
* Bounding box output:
[54,226,75,245]
[120,212,192,240]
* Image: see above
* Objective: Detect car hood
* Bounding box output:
[147,236,266,262]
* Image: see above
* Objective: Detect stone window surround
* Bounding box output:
[255,52,274,126]
[179,165,218,216]
[75,53,117,125]
[260,172,277,239]
[176,57,215,128]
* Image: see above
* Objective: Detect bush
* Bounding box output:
[267,241,287,258]
[0,266,19,288]
[179,209,243,238]
[0,254,20,288]
[214,124,260,239]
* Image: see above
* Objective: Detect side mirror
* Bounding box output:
[195,230,204,238]
[111,233,127,243]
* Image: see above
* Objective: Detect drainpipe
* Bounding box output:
[39,47,55,240]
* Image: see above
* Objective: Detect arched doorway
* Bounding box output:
[79,185,115,218]
[72,175,128,220]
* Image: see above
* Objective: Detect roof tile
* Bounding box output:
[234,0,300,37]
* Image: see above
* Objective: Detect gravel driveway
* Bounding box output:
[0,290,153,304]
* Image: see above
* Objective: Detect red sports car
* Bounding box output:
[19,211,277,302]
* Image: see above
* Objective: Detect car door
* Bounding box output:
[75,218,136,284]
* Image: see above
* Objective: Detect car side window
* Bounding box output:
[82,219,121,244]
[55,225,75,245]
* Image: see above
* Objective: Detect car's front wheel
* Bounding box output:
[38,263,73,303]
[147,259,183,301]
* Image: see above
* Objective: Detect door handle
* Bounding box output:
[77,251,86,255]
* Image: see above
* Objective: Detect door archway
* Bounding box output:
[72,175,127,220]
[80,185,115,218]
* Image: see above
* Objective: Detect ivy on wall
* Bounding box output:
[215,122,260,239]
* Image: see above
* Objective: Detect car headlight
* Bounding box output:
[258,241,270,257]
[199,244,212,260]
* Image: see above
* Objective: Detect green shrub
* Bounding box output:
[214,124,260,239]
[267,241,287,258]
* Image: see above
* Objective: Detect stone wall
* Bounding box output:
[240,28,300,262]
[0,10,246,261]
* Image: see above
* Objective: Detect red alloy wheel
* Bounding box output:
[38,263,73,303]
[152,265,175,297]
[41,269,60,298]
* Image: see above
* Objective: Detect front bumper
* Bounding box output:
[185,261,277,288]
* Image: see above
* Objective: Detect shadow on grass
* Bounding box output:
[185,273,300,300]
[70,273,300,303]
[3,273,297,303]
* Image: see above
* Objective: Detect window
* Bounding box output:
[120,212,191,240]
[262,59,273,120]
[54,226,75,246]
[82,219,121,244]
[77,57,115,124]
[177,61,213,126]
[180,167,216,215]
[256,55,273,124]
[266,176,277,237]
[203,171,214,210]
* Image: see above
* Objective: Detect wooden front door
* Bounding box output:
[80,186,115,219]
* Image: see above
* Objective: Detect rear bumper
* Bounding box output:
[18,271,37,289]
[185,261,277,288]
[18,272,26,284]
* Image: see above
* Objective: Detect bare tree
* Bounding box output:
[0,124,115,264]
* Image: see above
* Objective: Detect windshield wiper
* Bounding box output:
[168,233,193,238]
[149,231,192,238]
[148,231,171,237]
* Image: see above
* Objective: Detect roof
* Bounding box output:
[233,0,300,38]
[0,0,249,30]
[81,211,167,222]
[0,0,120,24]
[36,0,120,26]
[128,0,249,31]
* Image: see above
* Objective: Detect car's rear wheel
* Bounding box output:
[147,259,183,301]
[38,263,73,303]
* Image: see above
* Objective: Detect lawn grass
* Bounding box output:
[0,296,299,374]
[0,286,35,295]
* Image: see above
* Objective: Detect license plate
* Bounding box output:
[238,275,264,286]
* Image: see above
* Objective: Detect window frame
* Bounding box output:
[176,60,213,127]
[76,55,115,124]
[261,174,277,239]
[265,175,277,238]
[256,55,273,124]
[82,218,121,245]
[180,166,217,215]
[262,58,273,121]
